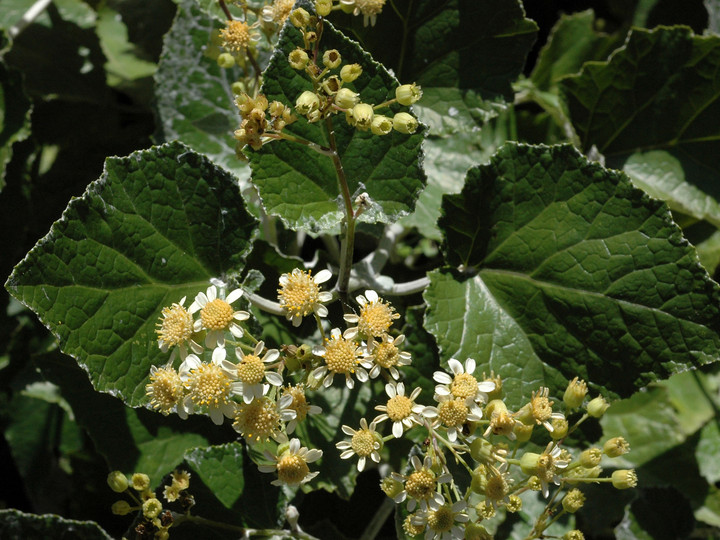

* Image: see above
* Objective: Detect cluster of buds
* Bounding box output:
[107,470,191,540]
[233,93,297,151]
[287,6,421,135]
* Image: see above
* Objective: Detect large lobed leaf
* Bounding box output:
[560,27,720,226]
[0,510,111,540]
[426,143,720,406]
[249,17,426,233]
[5,141,257,406]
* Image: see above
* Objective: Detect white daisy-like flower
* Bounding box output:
[412,500,469,540]
[232,393,296,443]
[277,268,333,327]
[231,341,283,403]
[391,455,451,512]
[343,290,399,340]
[282,384,322,434]
[146,365,186,417]
[527,386,566,434]
[433,358,495,405]
[190,286,249,349]
[258,436,323,487]
[336,418,382,472]
[359,333,412,380]
[155,296,203,362]
[523,442,571,498]
[312,328,368,389]
[422,394,484,442]
[178,354,237,425]
[373,382,424,438]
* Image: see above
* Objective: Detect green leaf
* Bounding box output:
[697,420,720,483]
[694,227,720,275]
[530,10,623,92]
[708,0,720,34]
[615,487,695,540]
[184,442,285,528]
[431,143,720,401]
[624,150,720,227]
[560,27,720,213]
[600,386,685,467]
[0,509,111,540]
[249,19,426,233]
[0,58,32,190]
[413,87,503,136]
[402,0,537,100]
[695,485,720,527]
[5,141,258,405]
[155,0,250,177]
[660,370,715,436]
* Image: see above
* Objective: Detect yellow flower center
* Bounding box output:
[156,304,193,346]
[284,386,310,421]
[355,0,386,16]
[386,395,412,422]
[323,336,358,374]
[233,398,280,442]
[373,342,399,368]
[237,354,265,384]
[146,367,183,414]
[531,388,554,423]
[536,454,555,483]
[277,453,309,485]
[358,301,395,337]
[485,474,509,500]
[427,505,454,533]
[405,469,436,501]
[220,20,254,52]
[402,514,425,537]
[450,372,478,399]
[270,0,295,24]
[278,270,320,317]
[185,363,231,407]
[200,299,234,331]
[490,411,516,436]
[438,398,468,427]
[351,429,375,457]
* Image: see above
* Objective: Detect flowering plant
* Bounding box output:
[2,0,720,539]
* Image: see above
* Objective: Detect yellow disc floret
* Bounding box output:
[220,20,255,53]
[427,505,454,533]
[237,354,265,384]
[405,469,436,501]
[156,303,193,347]
[351,429,376,458]
[531,387,554,424]
[185,363,231,407]
[277,453,310,485]
[146,367,184,414]
[233,398,280,442]
[386,394,412,422]
[200,298,234,331]
[450,372,478,399]
[358,299,396,337]
[373,341,399,368]
[284,385,310,421]
[438,398,468,428]
[323,335,359,375]
[485,474,509,501]
[278,269,321,317]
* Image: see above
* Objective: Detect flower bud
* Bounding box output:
[464,523,493,540]
[395,83,422,106]
[603,437,630,457]
[579,447,602,467]
[561,489,586,513]
[217,52,236,68]
[470,465,487,493]
[321,75,341,95]
[550,417,569,440]
[563,377,588,410]
[111,500,133,515]
[519,452,541,475]
[131,473,151,491]
[339,0,355,14]
[351,103,374,130]
[288,48,309,70]
[295,90,321,115]
[392,112,418,134]
[335,88,359,109]
[587,395,610,418]
[323,49,342,69]
[290,8,311,27]
[143,497,163,519]
[340,63,362,82]
[231,81,246,95]
[513,421,533,442]
[371,115,392,135]
[563,531,585,540]
[379,476,404,498]
[506,495,522,513]
[611,469,638,489]
[315,0,332,16]
[107,471,129,493]
[286,505,300,530]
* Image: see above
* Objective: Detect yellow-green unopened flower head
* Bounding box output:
[587,395,610,418]
[315,0,332,16]
[289,48,309,70]
[351,103,374,130]
[296,91,321,115]
[611,469,638,489]
[143,497,163,519]
[323,49,342,69]
[395,83,422,106]
[371,115,392,136]
[562,489,586,513]
[111,500,133,516]
[107,471,129,493]
[217,52,236,69]
[340,63,362,82]
[604,437,630,457]
[335,88,359,109]
[579,447,602,467]
[131,473,151,491]
[563,531,585,540]
[563,377,588,409]
[392,112,418,134]
[290,7,310,27]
